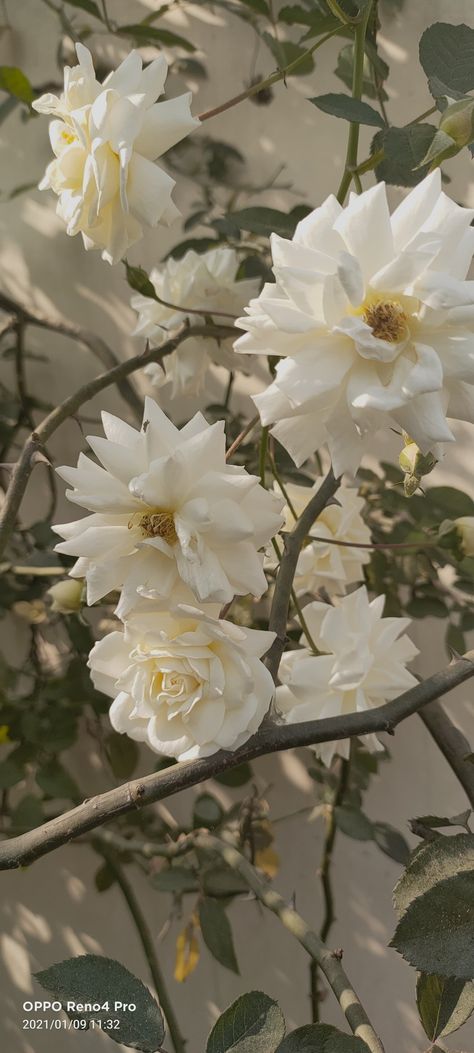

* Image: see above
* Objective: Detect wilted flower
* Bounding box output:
[235,172,474,475]
[276,585,418,765]
[273,480,370,595]
[88,603,275,760]
[47,577,84,613]
[132,248,260,397]
[455,516,474,556]
[33,44,200,263]
[54,398,284,617]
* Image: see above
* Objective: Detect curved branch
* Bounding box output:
[0,323,236,561]
[0,651,472,871]
[194,832,385,1053]
[420,700,474,807]
[0,290,143,420]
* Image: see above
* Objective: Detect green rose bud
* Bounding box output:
[454,516,474,557]
[440,98,474,149]
[47,577,85,614]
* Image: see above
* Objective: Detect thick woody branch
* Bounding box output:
[0,290,142,420]
[0,651,472,871]
[265,467,340,679]
[194,833,385,1053]
[0,323,236,561]
[419,700,474,807]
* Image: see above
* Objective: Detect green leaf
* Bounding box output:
[416,972,474,1040]
[391,871,474,979]
[334,806,373,841]
[152,867,199,893]
[373,822,410,865]
[193,793,224,829]
[35,955,165,1051]
[206,991,285,1053]
[309,93,384,127]
[277,1023,369,1052]
[419,23,474,97]
[372,125,437,187]
[279,8,339,35]
[118,24,196,52]
[406,596,447,619]
[199,898,239,974]
[413,811,471,832]
[0,66,35,105]
[214,763,253,787]
[335,43,388,101]
[214,207,299,240]
[64,0,102,17]
[393,833,474,916]
[106,732,139,779]
[202,868,249,898]
[425,486,474,519]
[94,862,116,893]
[10,794,43,830]
[165,237,219,260]
[36,759,80,801]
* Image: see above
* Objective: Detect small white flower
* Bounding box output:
[455,516,474,556]
[276,585,418,766]
[132,247,260,397]
[88,603,275,760]
[235,172,474,474]
[33,44,200,263]
[54,398,284,617]
[272,480,371,595]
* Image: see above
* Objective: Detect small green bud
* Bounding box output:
[440,98,474,149]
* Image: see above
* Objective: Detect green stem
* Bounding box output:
[311,757,350,1021]
[291,588,320,654]
[336,1,374,204]
[198,27,343,122]
[94,842,186,1053]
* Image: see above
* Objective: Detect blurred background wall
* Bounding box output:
[0,1,473,1050]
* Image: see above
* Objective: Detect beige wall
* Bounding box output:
[1,1,474,1050]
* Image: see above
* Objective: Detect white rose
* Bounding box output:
[33,44,200,264]
[54,397,284,617]
[235,171,474,474]
[132,247,260,398]
[276,585,418,766]
[88,603,275,760]
[273,480,371,595]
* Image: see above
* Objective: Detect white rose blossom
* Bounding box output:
[455,516,474,556]
[132,247,260,398]
[88,603,275,760]
[33,44,200,263]
[235,171,474,475]
[271,480,371,595]
[54,398,284,617]
[276,585,418,766]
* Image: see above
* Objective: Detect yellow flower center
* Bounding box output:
[138,510,178,544]
[61,130,76,145]
[363,299,407,343]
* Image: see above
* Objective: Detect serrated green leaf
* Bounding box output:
[416,972,474,1040]
[373,124,437,187]
[373,822,410,864]
[391,871,474,979]
[393,833,474,916]
[0,66,35,105]
[118,24,196,52]
[206,991,285,1053]
[419,23,474,97]
[334,806,373,841]
[309,93,384,127]
[35,955,165,1051]
[199,898,239,974]
[214,207,299,240]
[277,1023,369,1052]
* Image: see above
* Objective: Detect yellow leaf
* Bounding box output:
[0,725,10,744]
[174,920,200,982]
[255,846,280,877]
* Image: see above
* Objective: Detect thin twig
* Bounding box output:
[225,414,259,461]
[194,833,385,1053]
[0,651,472,870]
[93,839,186,1053]
[419,700,474,807]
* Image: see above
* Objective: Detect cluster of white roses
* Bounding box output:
[36,47,474,768]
